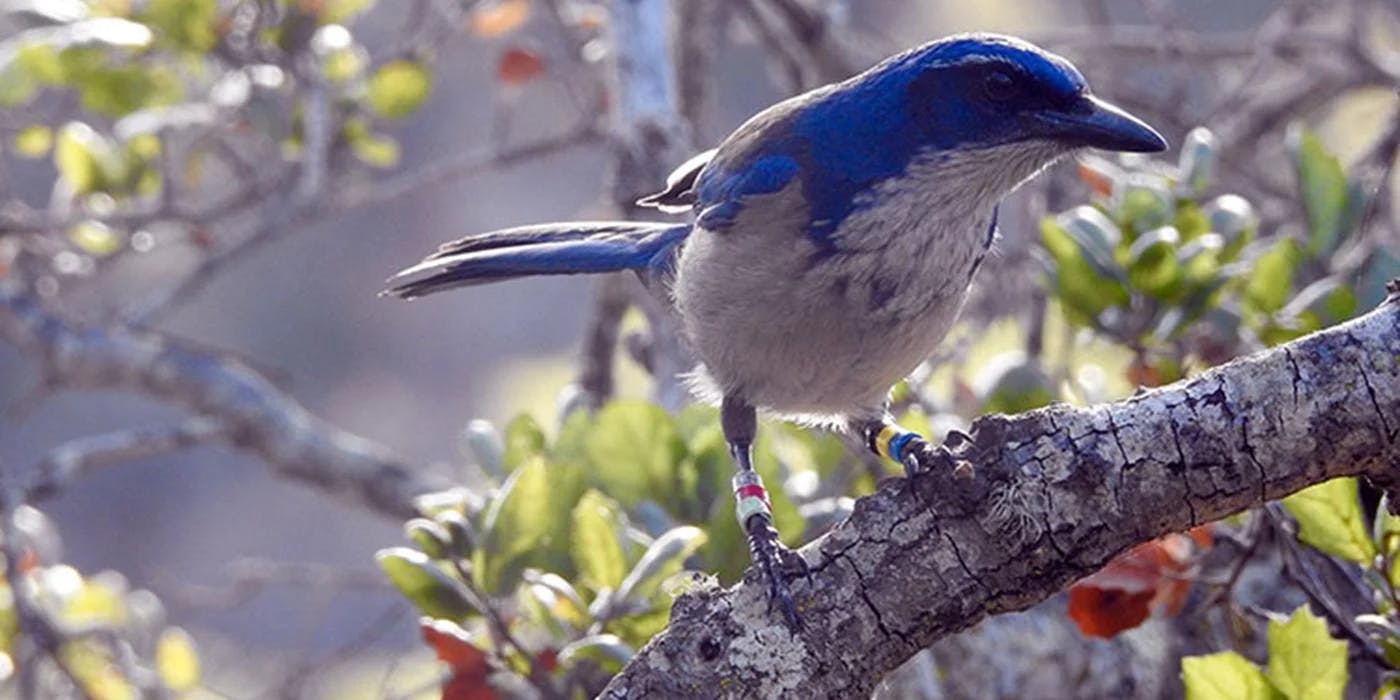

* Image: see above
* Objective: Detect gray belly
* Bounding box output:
[672,223,983,419]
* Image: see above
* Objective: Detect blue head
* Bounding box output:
[842,33,1167,154]
[690,34,1166,245]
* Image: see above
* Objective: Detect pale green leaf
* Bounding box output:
[12,125,51,157]
[54,121,112,193]
[1283,477,1376,563]
[67,221,122,257]
[322,0,376,23]
[367,59,431,119]
[155,627,200,692]
[615,525,706,604]
[1244,238,1301,315]
[1266,605,1348,700]
[1182,651,1280,700]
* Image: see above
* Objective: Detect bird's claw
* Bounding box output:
[900,437,975,486]
[745,514,807,631]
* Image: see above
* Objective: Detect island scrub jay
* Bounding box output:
[384,33,1167,627]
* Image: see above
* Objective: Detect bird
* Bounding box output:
[383,33,1167,628]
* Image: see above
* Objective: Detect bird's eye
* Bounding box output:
[983,71,1017,102]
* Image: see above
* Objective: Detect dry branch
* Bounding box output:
[0,282,448,519]
[603,287,1400,698]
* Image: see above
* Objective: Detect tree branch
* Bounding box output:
[603,287,1400,698]
[0,282,450,519]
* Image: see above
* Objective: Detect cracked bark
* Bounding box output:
[603,290,1400,698]
[0,282,449,519]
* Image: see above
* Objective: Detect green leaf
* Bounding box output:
[346,126,399,167]
[14,43,64,84]
[53,121,117,194]
[1283,477,1377,563]
[12,125,52,158]
[155,627,200,692]
[322,0,376,23]
[1118,176,1175,232]
[1182,651,1280,700]
[614,525,706,604]
[367,59,432,119]
[67,221,122,257]
[571,490,628,590]
[1040,216,1130,326]
[143,0,219,51]
[1266,605,1348,700]
[584,400,687,509]
[473,456,584,594]
[501,413,547,472]
[1127,225,1181,298]
[559,634,634,673]
[1244,238,1301,315]
[1291,127,1349,257]
[376,547,475,619]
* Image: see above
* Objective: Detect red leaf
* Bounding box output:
[1067,583,1154,638]
[420,619,497,700]
[536,648,558,673]
[1068,528,1213,638]
[421,619,487,672]
[497,47,545,86]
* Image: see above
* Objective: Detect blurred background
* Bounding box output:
[0,0,1395,697]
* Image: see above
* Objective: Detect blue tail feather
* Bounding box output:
[383,222,689,299]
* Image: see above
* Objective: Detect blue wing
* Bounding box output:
[383,222,689,299]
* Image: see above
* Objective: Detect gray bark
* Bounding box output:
[603,287,1400,698]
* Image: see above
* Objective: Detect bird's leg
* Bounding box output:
[722,395,808,629]
[857,415,974,481]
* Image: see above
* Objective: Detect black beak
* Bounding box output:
[1036,94,1168,153]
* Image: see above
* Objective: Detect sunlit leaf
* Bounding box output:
[367,59,431,119]
[1282,477,1376,564]
[1182,651,1280,700]
[571,490,628,590]
[501,413,546,472]
[155,627,200,692]
[1266,605,1347,700]
[376,547,475,619]
[473,457,583,594]
[67,221,122,257]
[54,121,113,193]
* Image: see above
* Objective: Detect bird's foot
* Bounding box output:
[744,513,810,630]
[867,421,976,484]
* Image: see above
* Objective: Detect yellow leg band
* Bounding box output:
[874,424,901,461]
